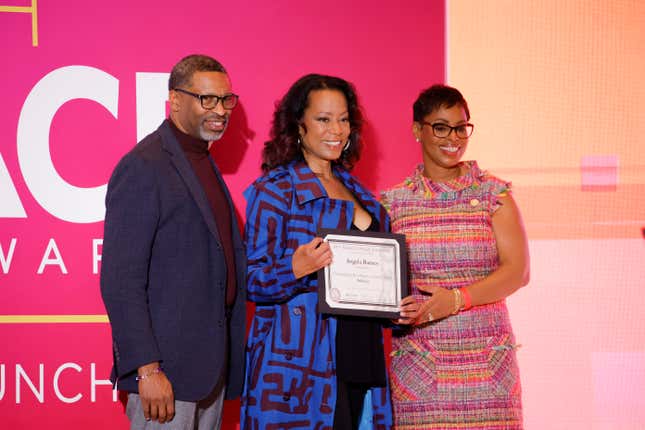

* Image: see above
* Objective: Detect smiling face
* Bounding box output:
[298,89,350,171]
[413,103,470,180]
[169,70,233,142]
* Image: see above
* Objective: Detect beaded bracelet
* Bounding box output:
[135,367,163,381]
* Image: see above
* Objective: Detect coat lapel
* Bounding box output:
[287,160,388,231]
[335,166,388,230]
[158,121,221,243]
[288,161,327,205]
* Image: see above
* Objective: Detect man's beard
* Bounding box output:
[199,116,228,141]
[200,127,225,141]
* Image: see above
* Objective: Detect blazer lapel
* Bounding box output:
[208,155,244,246]
[158,121,221,243]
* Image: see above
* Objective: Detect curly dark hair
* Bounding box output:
[413,84,470,122]
[168,54,227,91]
[261,74,363,172]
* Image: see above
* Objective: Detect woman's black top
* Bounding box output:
[334,218,387,386]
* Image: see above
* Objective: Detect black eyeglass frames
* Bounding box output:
[421,121,474,139]
[173,88,239,110]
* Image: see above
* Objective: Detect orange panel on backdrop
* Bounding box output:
[448,2,645,429]
[448,0,645,239]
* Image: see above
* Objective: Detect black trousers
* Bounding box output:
[333,380,369,430]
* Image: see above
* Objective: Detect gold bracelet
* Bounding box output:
[451,289,463,315]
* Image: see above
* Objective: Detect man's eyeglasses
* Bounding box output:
[421,122,474,139]
[173,88,239,110]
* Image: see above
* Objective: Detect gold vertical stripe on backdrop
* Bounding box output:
[0,0,39,46]
[31,0,38,46]
[0,315,109,323]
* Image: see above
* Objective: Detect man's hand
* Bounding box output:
[137,362,174,423]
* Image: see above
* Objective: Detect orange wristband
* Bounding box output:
[459,287,472,310]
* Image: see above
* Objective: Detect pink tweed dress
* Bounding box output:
[381,161,523,429]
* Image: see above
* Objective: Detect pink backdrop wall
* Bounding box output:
[0,1,445,428]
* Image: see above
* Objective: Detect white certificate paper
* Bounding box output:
[317,229,408,319]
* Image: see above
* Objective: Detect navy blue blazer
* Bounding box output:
[100,120,246,401]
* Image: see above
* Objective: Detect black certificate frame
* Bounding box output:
[316,228,409,319]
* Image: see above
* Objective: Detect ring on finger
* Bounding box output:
[427,312,434,322]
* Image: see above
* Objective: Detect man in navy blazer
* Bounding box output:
[101,54,246,429]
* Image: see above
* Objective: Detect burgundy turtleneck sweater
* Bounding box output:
[169,119,237,307]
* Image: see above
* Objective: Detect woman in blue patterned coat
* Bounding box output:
[241,74,393,429]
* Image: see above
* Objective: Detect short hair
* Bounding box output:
[413,84,470,122]
[168,54,227,90]
[261,74,363,172]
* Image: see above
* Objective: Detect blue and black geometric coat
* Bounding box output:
[241,160,393,429]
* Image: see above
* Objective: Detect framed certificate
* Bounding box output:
[317,228,408,319]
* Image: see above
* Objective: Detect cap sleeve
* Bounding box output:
[487,176,512,214]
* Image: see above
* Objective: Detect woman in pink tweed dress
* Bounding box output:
[381,85,530,429]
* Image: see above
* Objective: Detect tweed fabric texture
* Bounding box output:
[381,161,523,429]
